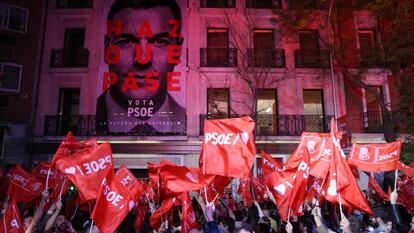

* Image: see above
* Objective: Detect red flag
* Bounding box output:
[261,150,283,177]
[265,149,310,221]
[399,178,414,210]
[324,119,373,215]
[199,117,256,178]
[7,165,44,203]
[348,140,402,172]
[368,174,389,201]
[399,162,414,177]
[32,162,68,201]
[51,132,98,165]
[200,175,232,203]
[181,192,198,233]
[150,198,175,230]
[285,132,333,179]
[159,164,215,193]
[0,201,24,233]
[135,194,150,232]
[54,143,114,201]
[238,177,254,208]
[250,175,269,203]
[91,165,140,233]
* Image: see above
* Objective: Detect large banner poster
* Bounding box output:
[96,0,187,135]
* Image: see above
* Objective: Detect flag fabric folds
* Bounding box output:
[0,200,24,233]
[348,140,402,172]
[54,143,114,201]
[199,116,256,178]
[91,165,141,233]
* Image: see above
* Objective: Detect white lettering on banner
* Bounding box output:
[297,161,310,179]
[121,175,132,186]
[39,169,54,176]
[378,150,398,161]
[127,107,154,117]
[263,158,275,171]
[13,174,26,184]
[204,132,241,145]
[64,155,112,175]
[11,219,19,228]
[103,179,124,207]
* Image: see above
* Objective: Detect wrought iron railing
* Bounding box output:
[200,48,237,67]
[199,114,333,136]
[200,0,236,8]
[294,49,330,68]
[50,48,89,68]
[247,48,285,68]
[358,48,385,68]
[362,111,401,133]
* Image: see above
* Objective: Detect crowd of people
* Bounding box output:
[2,179,414,233]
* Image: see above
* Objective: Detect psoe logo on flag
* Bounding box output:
[204,131,249,145]
[378,150,398,161]
[358,147,370,161]
[30,182,42,192]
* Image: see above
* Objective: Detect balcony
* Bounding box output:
[246,0,281,9]
[200,0,236,8]
[362,111,400,133]
[43,115,186,136]
[56,0,93,8]
[200,48,237,67]
[294,49,330,68]
[247,48,285,68]
[50,48,89,68]
[199,114,333,136]
[358,49,385,68]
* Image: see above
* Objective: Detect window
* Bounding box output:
[201,28,236,67]
[363,86,384,130]
[207,88,229,119]
[254,29,274,49]
[64,28,86,66]
[0,63,22,92]
[358,30,382,67]
[0,3,28,33]
[58,89,80,135]
[303,90,326,132]
[256,90,277,135]
[250,29,280,67]
[295,30,328,68]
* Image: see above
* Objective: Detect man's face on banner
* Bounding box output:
[109,6,176,100]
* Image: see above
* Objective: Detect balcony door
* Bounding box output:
[64,28,85,67]
[207,88,229,119]
[256,90,277,135]
[58,88,80,135]
[207,28,228,66]
[299,30,319,66]
[303,90,326,132]
[364,86,384,129]
[253,29,275,67]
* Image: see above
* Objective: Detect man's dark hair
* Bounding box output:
[105,0,183,46]
[107,0,181,22]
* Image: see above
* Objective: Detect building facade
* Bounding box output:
[25,0,398,176]
[0,0,46,166]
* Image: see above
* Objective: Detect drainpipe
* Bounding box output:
[328,0,338,121]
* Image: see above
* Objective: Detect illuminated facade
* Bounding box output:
[2,0,401,175]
